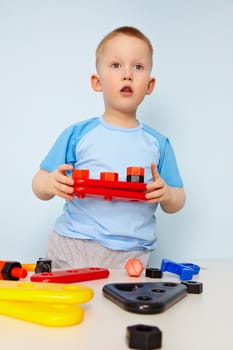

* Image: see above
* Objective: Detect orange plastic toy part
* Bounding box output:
[127,167,144,183]
[125,258,144,277]
[100,172,119,181]
[127,167,144,176]
[22,263,36,272]
[73,169,90,179]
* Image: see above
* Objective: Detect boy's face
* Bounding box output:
[91,34,155,116]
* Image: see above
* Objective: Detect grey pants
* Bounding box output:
[46,231,151,269]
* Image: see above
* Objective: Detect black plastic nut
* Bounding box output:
[145,268,163,279]
[181,281,203,294]
[127,324,162,349]
[35,258,52,273]
[127,175,144,183]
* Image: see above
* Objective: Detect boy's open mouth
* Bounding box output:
[120,86,133,94]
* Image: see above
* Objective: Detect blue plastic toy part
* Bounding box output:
[181,263,200,275]
[160,259,200,281]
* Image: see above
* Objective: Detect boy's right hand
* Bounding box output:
[32,164,74,201]
[48,164,74,200]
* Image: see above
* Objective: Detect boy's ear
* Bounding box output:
[91,74,102,92]
[146,77,156,95]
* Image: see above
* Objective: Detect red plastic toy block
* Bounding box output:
[72,167,147,202]
[30,267,110,283]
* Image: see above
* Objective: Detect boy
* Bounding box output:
[32,26,185,268]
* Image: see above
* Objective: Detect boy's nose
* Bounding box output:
[122,67,133,81]
[123,76,132,81]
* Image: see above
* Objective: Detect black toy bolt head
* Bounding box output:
[35,258,52,273]
[181,281,203,294]
[127,324,162,349]
[145,268,163,279]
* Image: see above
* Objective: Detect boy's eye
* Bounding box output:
[111,63,121,68]
[134,64,143,70]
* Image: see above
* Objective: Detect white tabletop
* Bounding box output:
[1,261,233,350]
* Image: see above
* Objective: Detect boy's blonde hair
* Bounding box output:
[95,26,153,70]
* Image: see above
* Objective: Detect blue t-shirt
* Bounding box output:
[40,116,183,251]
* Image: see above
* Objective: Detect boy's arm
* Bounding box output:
[145,163,186,213]
[32,164,74,201]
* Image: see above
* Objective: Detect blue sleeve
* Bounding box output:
[40,125,77,172]
[158,139,183,188]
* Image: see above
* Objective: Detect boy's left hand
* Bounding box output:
[145,163,171,204]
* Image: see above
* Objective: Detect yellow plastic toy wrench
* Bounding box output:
[0,280,94,327]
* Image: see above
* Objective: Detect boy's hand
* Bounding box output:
[48,164,74,200]
[145,163,171,205]
[145,163,186,213]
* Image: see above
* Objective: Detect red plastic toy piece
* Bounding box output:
[127,167,144,183]
[30,267,110,283]
[127,167,144,176]
[73,169,90,179]
[100,172,119,181]
[72,167,147,202]
[10,267,27,279]
[125,258,144,277]
[0,261,28,280]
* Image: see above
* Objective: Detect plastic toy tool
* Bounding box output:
[0,261,27,280]
[0,280,93,326]
[161,259,200,281]
[31,267,110,283]
[103,282,187,314]
[72,167,147,202]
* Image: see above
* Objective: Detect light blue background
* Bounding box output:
[0,0,232,265]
